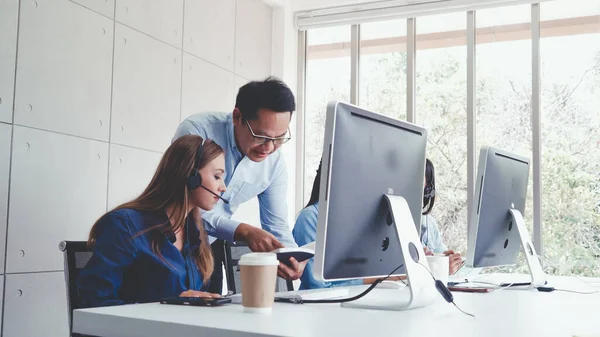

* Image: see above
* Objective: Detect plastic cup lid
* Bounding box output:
[239,252,279,266]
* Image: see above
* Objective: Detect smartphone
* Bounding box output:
[160,297,232,306]
[272,248,314,265]
[276,251,314,264]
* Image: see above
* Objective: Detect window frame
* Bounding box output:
[296,1,600,257]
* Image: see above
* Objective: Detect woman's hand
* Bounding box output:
[179,290,221,298]
[424,247,434,256]
[443,250,464,275]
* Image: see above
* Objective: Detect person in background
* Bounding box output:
[173,77,306,285]
[293,158,462,290]
[421,158,463,275]
[77,135,226,308]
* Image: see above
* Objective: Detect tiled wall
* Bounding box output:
[0,0,273,335]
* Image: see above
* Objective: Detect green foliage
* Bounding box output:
[305,42,600,277]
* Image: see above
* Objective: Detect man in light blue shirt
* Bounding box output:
[173,77,306,282]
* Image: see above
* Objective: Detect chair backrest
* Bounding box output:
[224,241,294,293]
[59,240,93,336]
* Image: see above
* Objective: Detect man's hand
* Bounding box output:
[179,290,221,298]
[443,249,464,275]
[234,223,284,252]
[277,258,308,280]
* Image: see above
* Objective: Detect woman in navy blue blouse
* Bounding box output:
[77,135,227,308]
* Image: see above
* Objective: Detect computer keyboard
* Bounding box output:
[275,287,350,300]
[227,287,351,305]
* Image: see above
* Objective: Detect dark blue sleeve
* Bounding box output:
[77,213,138,308]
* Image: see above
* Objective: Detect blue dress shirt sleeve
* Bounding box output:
[77,213,138,308]
[258,160,297,248]
[202,213,241,243]
[293,204,363,289]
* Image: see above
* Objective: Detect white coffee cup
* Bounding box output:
[239,252,279,314]
[426,255,449,285]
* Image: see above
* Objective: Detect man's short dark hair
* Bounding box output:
[235,76,296,120]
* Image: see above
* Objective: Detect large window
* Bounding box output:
[474,4,534,273]
[416,13,468,253]
[540,0,600,276]
[304,27,351,203]
[359,19,407,120]
[299,0,600,276]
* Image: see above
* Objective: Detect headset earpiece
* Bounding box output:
[187,171,201,190]
[187,139,206,190]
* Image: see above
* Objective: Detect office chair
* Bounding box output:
[59,240,93,337]
[208,239,229,294]
[225,241,294,293]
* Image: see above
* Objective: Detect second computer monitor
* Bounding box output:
[313,101,428,282]
[466,145,530,268]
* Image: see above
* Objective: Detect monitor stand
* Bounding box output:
[341,194,438,311]
[509,209,547,288]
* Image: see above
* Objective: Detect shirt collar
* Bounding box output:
[226,114,243,162]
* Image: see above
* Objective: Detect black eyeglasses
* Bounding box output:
[244,119,291,146]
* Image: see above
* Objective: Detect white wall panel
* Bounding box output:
[111,24,182,153]
[7,127,108,273]
[0,0,276,334]
[107,144,162,210]
[181,53,235,121]
[235,0,273,80]
[0,124,11,273]
[70,0,115,18]
[3,272,68,337]
[0,0,18,124]
[183,0,235,72]
[14,0,113,141]
[116,0,183,48]
[235,75,250,96]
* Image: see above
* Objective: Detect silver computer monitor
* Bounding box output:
[313,101,428,282]
[466,145,530,268]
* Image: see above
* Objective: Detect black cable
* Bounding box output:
[276,264,405,304]
[554,288,600,294]
[452,302,474,317]
[537,286,600,294]
[415,262,475,318]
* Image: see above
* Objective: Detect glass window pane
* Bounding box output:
[304,26,351,204]
[416,12,468,254]
[476,4,533,272]
[359,19,407,119]
[541,0,600,276]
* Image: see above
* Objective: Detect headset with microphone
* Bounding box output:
[422,158,436,215]
[187,138,229,204]
[421,158,436,246]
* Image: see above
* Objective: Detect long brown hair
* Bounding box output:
[87,135,224,283]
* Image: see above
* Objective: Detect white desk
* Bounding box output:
[73,274,600,337]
